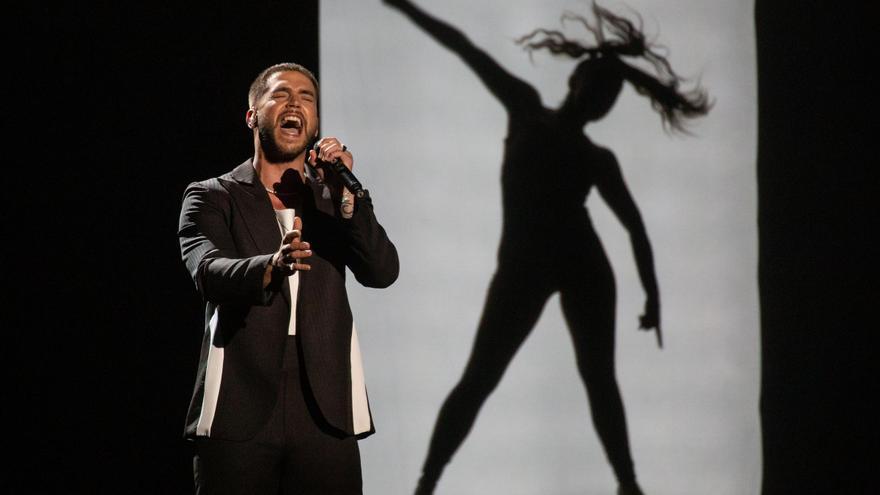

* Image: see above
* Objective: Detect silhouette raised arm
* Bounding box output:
[385,0,539,112]
[594,148,662,346]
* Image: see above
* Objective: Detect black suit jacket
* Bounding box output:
[178,159,398,441]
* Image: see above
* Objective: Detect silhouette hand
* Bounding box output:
[638,296,659,329]
[639,295,662,348]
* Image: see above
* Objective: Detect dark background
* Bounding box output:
[16,2,318,493]
[13,1,874,493]
[755,2,875,493]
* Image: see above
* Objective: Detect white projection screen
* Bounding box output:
[321,1,758,494]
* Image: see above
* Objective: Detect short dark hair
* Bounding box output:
[248,63,319,108]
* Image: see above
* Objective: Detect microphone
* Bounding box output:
[311,142,366,198]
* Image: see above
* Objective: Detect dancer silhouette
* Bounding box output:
[384,2,711,494]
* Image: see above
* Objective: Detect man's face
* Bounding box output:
[253,70,318,163]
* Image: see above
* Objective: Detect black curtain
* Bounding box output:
[16,2,318,493]
[756,1,874,493]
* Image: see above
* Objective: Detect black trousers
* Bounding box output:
[193,336,362,495]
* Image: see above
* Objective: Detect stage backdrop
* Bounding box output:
[321,1,758,494]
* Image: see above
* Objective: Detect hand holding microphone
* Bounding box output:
[309,137,366,198]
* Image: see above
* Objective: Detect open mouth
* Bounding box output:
[280,114,304,136]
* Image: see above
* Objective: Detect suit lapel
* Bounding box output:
[221,159,280,256]
[305,163,336,216]
[295,168,339,313]
[221,160,294,308]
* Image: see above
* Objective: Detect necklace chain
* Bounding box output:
[265,187,298,196]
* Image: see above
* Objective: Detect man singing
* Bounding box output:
[178,62,399,494]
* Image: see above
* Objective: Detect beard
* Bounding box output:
[257,121,311,163]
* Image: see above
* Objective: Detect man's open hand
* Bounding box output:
[264,216,312,287]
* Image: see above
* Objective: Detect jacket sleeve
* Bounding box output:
[178,180,276,305]
[341,192,400,289]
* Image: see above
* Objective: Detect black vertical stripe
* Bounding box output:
[757,1,873,493]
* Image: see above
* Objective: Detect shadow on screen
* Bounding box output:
[385,1,711,493]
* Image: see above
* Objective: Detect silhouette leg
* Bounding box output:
[416,269,552,494]
[559,285,640,490]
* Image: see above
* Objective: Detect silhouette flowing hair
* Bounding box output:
[516,2,711,132]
